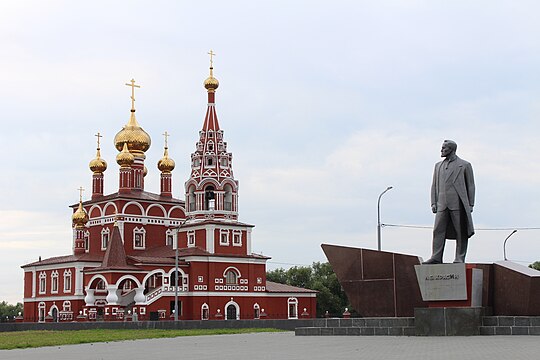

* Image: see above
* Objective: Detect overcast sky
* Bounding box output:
[1,1,540,304]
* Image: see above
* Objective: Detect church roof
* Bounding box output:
[88,224,138,271]
[70,190,185,208]
[21,253,102,268]
[265,281,318,293]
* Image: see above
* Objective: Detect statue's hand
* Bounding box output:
[431,204,437,213]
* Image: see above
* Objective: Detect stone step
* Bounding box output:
[314,317,415,329]
[295,326,416,336]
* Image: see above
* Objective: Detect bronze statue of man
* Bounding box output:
[424,140,475,264]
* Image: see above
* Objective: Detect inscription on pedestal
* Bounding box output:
[414,264,467,301]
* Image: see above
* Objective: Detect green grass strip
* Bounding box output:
[0,328,284,350]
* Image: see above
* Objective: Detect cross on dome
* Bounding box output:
[95,132,102,149]
[125,79,141,110]
[77,186,85,202]
[163,131,170,148]
[208,50,216,68]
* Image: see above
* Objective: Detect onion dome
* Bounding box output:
[72,201,89,229]
[114,79,151,157]
[143,166,148,177]
[204,68,219,92]
[158,147,175,173]
[116,142,135,167]
[89,148,107,174]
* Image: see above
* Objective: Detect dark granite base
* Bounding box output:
[415,307,484,336]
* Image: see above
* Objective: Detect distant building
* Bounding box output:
[21,58,316,322]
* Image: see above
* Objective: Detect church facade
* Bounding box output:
[21,58,316,322]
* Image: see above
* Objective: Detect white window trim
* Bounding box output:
[101,227,110,250]
[187,231,195,248]
[84,231,90,252]
[51,270,59,294]
[224,267,241,285]
[133,227,146,249]
[201,303,209,320]
[62,300,71,312]
[63,269,72,293]
[254,303,260,319]
[232,230,242,247]
[288,297,299,319]
[220,229,229,246]
[39,272,46,294]
[166,229,175,246]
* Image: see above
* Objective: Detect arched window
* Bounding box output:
[170,271,182,288]
[188,186,196,211]
[225,269,239,285]
[96,279,106,291]
[39,272,46,294]
[63,301,71,312]
[101,227,110,250]
[166,229,175,247]
[288,298,298,319]
[38,302,46,322]
[205,186,215,210]
[224,184,233,211]
[51,271,59,293]
[63,269,72,293]
[133,227,146,249]
[253,303,260,319]
[84,231,90,251]
[201,303,209,320]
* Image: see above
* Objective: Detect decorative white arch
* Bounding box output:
[87,274,108,289]
[122,201,144,215]
[220,179,238,191]
[145,204,166,217]
[167,205,186,218]
[224,299,240,320]
[88,204,103,218]
[103,202,118,216]
[142,269,166,285]
[201,303,209,320]
[222,266,241,278]
[288,297,299,319]
[115,274,142,288]
[198,178,220,190]
[48,304,59,322]
[185,179,198,189]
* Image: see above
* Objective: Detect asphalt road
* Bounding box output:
[1,332,539,360]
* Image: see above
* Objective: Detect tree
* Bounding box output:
[529,261,540,271]
[0,301,23,322]
[267,262,350,317]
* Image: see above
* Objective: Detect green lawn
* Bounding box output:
[0,328,284,350]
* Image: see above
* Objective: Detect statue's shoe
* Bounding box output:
[422,258,442,264]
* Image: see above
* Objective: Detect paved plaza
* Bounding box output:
[1,332,539,360]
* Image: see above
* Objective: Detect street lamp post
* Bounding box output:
[377,186,393,251]
[174,218,189,321]
[503,229,518,261]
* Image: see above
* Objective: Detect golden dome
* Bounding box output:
[204,67,219,92]
[89,148,107,174]
[116,142,135,167]
[114,111,151,157]
[143,166,148,177]
[158,147,175,173]
[72,201,88,229]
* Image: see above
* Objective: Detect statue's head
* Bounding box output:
[441,140,457,157]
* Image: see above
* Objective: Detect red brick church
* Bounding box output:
[21,56,316,322]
